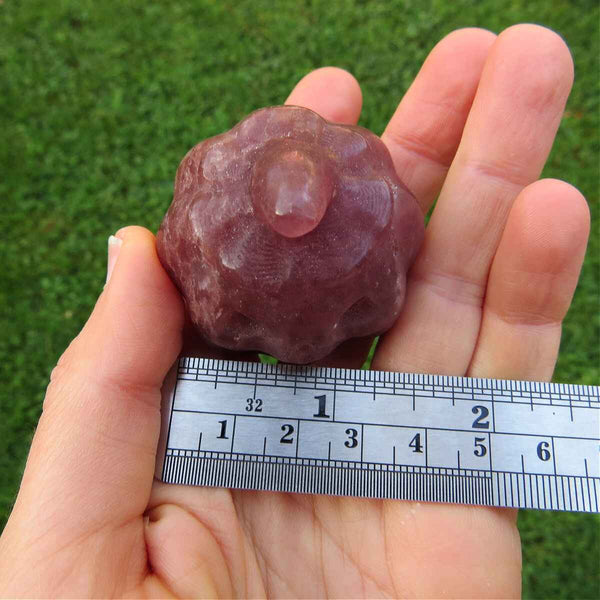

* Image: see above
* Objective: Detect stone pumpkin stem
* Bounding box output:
[250,138,335,238]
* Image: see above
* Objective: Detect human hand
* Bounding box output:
[0,24,589,598]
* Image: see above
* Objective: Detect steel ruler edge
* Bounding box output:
[155,357,600,513]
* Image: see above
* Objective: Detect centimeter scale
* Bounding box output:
[156,357,600,513]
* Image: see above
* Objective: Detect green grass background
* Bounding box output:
[1,0,598,597]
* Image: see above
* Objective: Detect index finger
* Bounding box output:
[382,28,496,212]
[285,66,363,125]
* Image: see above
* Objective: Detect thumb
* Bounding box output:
[4,226,183,543]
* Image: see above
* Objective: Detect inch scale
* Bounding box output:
[156,357,600,513]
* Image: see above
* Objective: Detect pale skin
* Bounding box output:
[0,24,591,598]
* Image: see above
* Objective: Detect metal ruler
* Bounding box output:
[156,357,600,513]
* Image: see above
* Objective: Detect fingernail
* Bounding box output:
[106,235,123,283]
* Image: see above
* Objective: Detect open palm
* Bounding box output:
[0,25,589,599]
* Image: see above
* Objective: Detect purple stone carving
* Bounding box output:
[157,106,424,363]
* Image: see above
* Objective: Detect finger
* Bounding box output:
[330,30,495,369]
[382,27,496,212]
[468,179,590,380]
[5,227,184,544]
[145,481,260,598]
[374,24,574,375]
[145,503,234,599]
[286,66,363,124]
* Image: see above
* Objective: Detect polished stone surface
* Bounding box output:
[157,106,424,363]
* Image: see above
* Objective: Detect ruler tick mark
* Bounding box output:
[230,416,236,453]
[584,459,593,511]
[569,399,574,422]
[360,424,364,463]
[333,380,337,422]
